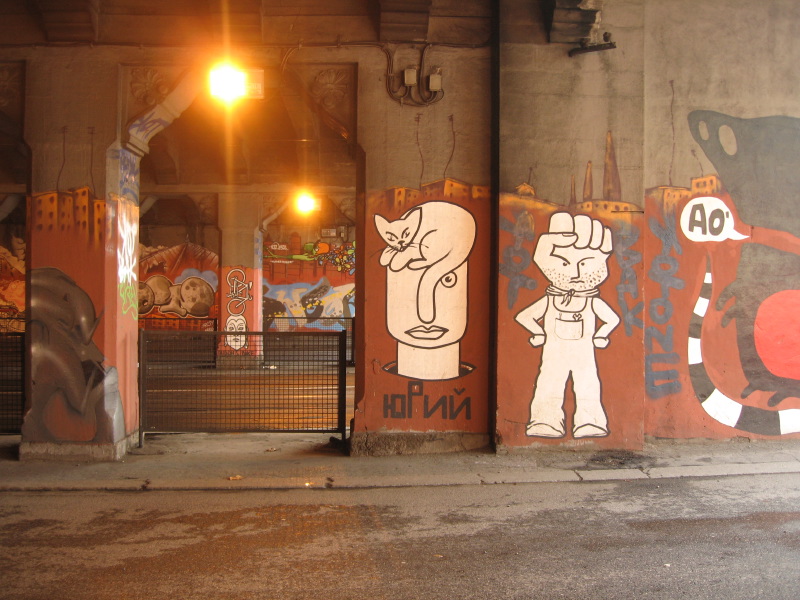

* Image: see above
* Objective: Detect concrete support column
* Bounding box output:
[20,145,140,460]
[218,193,263,357]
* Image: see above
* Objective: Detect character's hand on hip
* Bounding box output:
[529,334,546,347]
[593,336,610,349]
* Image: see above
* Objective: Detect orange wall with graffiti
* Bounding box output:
[354,179,491,436]
[23,188,137,444]
[495,155,646,449]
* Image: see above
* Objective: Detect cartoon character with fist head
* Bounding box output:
[515,212,620,438]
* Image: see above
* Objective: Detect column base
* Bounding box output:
[349,431,490,456]
[19,432,137,462]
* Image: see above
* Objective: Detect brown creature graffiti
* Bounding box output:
[22,267,124,442]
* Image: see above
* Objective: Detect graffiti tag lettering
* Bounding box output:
[645,211,684,398]
[680,196,748,243]
[614,224,644,336]
[382,380,471,420]
[499,212,537,309]
[117,203,137,318]
[118,150,140,203]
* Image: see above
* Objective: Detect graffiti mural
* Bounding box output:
[496,132,645,447]
[262,226,355,334]
[0,195,25,330]
[515,212,620,438]
[222,266,255,352]
[263,278,354,329]
[357,178,491,434]
[138,242,219,321]
[22,267,125,443]
[645,111,800,438]
[116,197,139,318]
[374,200,476,381]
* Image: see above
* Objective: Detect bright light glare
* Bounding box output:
[296,192,317,214]
[209,64,247,103]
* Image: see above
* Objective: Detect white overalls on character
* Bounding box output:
[515,212,620,438]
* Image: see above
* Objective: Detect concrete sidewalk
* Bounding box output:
[2,432,800,491]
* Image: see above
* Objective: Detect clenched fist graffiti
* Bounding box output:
[515,212,620,438]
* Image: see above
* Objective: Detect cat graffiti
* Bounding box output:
[515,212,620,438]
[374,201,476,380]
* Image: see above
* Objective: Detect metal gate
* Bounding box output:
[0,322,25,434]
[138,329,348,445]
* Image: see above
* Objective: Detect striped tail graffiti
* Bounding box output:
[688,263,800,435]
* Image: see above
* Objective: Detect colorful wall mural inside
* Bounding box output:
[0,194,25,331]
[263,233,355,334]
[138,242,219,322]
[644,111,800,438]
[356,179,491,434]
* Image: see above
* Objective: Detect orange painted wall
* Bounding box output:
[24,188,136,443]
[354,179,491,434]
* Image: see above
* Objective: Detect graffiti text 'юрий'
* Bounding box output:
[383,380,471,420]
[645,210,685,398]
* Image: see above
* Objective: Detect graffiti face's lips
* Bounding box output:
[406,325,448,340]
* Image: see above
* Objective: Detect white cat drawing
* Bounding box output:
[375,201,476,324]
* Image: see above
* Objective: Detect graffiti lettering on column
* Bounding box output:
[118,150,140,203]
[226,268,253,315]
[382,380,472,420]
[117,200,138,317]
[225,267,252,350]
[614,224,644,336]
[645,209,685,398]
[129,110,170,139]
[515,212,620,438]
[375,201,477,381]
[499,211,538,309]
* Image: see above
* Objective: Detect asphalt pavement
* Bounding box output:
[3,432,800,491]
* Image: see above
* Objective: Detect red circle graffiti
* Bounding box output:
[754,290,800,379]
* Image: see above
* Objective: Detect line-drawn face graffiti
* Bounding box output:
[515,212,619,439]
[375,201,476,380]
[225,314,247,350]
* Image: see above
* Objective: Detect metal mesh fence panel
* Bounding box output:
[265,317,354,366]
[140,330,346,442]
[0,329,24,433]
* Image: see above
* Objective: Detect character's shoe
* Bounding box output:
[572,423,609,438]
[525,422,565,438]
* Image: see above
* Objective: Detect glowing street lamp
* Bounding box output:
[209,63,247,104]
[295,192,318,215]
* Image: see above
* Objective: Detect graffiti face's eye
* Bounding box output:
[441,272,457,288]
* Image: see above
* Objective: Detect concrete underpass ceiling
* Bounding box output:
[138,64,359,190]
[0,0,492,46]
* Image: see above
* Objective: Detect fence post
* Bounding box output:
[338,329,347,441]
[138,329,145,448]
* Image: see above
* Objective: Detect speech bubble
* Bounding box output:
[680,196,749,242]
